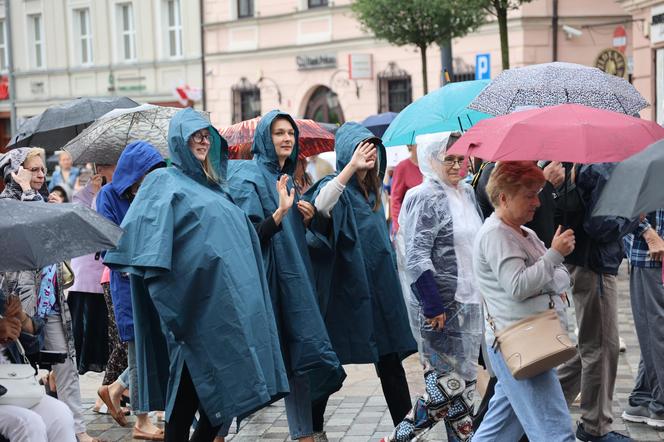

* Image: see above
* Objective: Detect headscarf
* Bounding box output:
[0,148,31,183]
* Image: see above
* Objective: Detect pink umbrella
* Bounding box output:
[447,104,664,163]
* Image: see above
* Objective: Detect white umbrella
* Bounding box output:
[64,104,209,164]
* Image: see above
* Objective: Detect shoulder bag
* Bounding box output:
[484,296,577,380]
[0,339,44,408]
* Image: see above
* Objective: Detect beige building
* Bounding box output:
[0,0,203,146]
[203,0,635,129]
[616,0,664,123]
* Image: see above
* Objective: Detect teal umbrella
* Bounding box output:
[382,80,492,147]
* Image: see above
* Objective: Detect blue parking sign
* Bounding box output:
[476,53,491,80]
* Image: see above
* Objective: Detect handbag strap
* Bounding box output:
[482,293,555,334]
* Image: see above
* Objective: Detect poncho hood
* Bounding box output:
[111,141,165,195]
[415,132,457,182]
[334,122,386,180]
[251,110,300,175]
[168,107,228,184]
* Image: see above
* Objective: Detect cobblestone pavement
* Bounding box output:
[79,266,664,441]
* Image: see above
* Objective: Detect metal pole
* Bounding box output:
[440,38,453,85]
[552,0,559,62]
[199,0,207,111]
[5,0,18,136]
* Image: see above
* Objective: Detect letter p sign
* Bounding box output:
[475,53,491,80]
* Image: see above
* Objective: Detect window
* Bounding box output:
[231,78,261,123]
[117,3,136,61]
[308,0,328,8]
[0,20,7,72]
[378,62,412,113]
[74,8,93,65]
[237,0,254,18]
[28,14,44,69]
[165,0,182,57]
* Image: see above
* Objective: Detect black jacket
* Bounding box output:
[555,163,638,275]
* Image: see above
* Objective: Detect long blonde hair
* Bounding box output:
[202,155,219,184]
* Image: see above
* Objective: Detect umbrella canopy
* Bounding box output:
[7,97,139,152]
[447,104,664,164]
[592,140,664,219]
[468,62,648,116]
[382,80,492,147]
[64,104,208,165]
[0,199,123,272]
[361,112,398,137]
[220,117,334,159]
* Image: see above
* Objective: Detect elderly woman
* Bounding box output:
[0,148,99,441]
[472,161,576,441]
[384,132,483,442]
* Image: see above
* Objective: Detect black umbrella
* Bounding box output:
[7,97,139,153]
[592,139,664,219]
[0,199,123,272]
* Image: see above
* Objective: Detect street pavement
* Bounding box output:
[79,265,664,441]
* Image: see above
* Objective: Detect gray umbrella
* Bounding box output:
[6,96,139,152]
[592,140,664,219]
[468,62,649,116]
[64,104,209,165]
[0,199,123,272]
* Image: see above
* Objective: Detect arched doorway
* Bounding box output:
[304,86,345,124]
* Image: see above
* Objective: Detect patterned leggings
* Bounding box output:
[102,283,128,386]
[386,370,476,442]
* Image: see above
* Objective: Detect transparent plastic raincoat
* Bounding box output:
[397,132,484,381]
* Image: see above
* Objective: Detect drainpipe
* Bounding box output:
[552,0,559,61]
[5,0,17,136]
[199,0,207,111]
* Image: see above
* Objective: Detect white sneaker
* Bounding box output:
[647,411,664,429]
[619,337,627,353]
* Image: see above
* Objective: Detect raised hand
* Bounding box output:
[552,226,575,257]
[349,142,377,171]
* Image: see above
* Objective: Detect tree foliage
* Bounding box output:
[351,0,486,94]
[480,0,534,69]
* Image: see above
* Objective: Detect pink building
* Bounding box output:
[202,0,635,128]
[616,0,664,123]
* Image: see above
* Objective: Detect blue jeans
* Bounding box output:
[473,346,575,442]
[216,374,312,440]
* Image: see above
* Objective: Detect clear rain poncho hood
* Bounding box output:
[396,131,483,379]
[103,107,289,426]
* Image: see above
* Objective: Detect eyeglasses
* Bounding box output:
[28,166,46,174]
[192,132,211,144]
[440,157,464,168]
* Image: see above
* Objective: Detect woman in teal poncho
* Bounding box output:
[227,110,344,442]
[305,122,417,437]
[104,108,289,441]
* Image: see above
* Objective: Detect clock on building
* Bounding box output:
[595,48,627,78]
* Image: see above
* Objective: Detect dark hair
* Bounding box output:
[51,186,69,203]
[359,165,382,212]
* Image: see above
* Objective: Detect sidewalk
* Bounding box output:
[79,266,664,441]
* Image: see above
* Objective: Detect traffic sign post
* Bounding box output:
[476,53,491,80]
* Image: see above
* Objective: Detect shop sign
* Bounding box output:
[594,48,626,78]
[348,54,373,79]
[652,5,664,45]
[296,53,337,70]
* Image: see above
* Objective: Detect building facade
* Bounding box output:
[203,0,634,129]
[616,0,664,123]
[0,0,203,147]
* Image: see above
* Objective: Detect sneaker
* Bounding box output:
[313,431,329,442]
[575,422,633,441]
[647,411,664,429]
[619,337,627,353]
[622,403,650,424]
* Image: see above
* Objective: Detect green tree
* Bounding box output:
[351,0,486,94]
[481,0,534,70]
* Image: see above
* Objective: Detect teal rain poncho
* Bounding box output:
[104,108,289,426]
[227,110,344,401]
[304,122,417,364]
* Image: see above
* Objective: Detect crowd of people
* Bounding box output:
[0,105,662,442]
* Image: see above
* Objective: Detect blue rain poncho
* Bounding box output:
[397,132,483,380]
[103,108,289,426]
[304,122,417,364]
[226,110,344,400]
